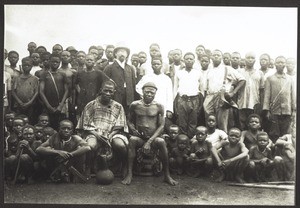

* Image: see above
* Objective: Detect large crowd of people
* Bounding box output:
[3,42,296,186]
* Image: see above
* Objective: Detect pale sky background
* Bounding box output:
[4,5,298,68]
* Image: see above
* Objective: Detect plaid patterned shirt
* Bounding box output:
[76,97,128,137]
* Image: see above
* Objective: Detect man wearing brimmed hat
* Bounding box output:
[203,49,245,133]
[104,45,136,113]
[122,82,178,186]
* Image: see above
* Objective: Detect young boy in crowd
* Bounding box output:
[163,124,180,155]
[74,54,108,118]
[240,114,273,150]
[5,111,16,133]
[38,113,50,128]
[34,124,45,142]
[36,120,91,183]
[247,132,274,182]
[18,125,41,182]
[211,128,249,183]
[10,117,26,140]
[205,114,228,149]
[189,126,213,177]
[5,125,40,183]
[30,52,42,76]
[274,134,295,181]
[39,54,69,130]
[12,57,39,121]
[75,51,86,72]
[35,52,51,78]
[169,134,191,175]
[5,51,21,86]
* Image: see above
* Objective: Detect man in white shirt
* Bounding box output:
[136,57,173,116]
[175,52,204,138]
[204,49,246,133]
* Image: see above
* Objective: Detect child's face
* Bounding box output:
[207,116,216,129]
[228,129,241,144]
[31,53,40,65]
[177,137,188,150]
[8,138,18,153]
[5,113,15,127]
[275,57,286,73]
[39,116,49,127]
[52,46,63,55]
[286,59,295,72]
[89,49,99,60]
[13,119,24,134]
[42,56,50,68]
[259,55,270,68]
[61,51,71,64]
[23,127,35,144]
[85,55,95,68]
[77,53,86,65]
[59,122,73,139]
[50,57,61,70]
[169,127,179,140]
[22,61,33,73]
[248,117,260,130]
[196,128,207,143]
[200,56,210,70]
[105,47,114,60]
[8,53,19,65]
[257,135,269,148]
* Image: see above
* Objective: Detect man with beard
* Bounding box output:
[122,82,178,186]
[104,46,136,113]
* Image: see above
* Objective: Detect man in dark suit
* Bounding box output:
[104,46,136,113]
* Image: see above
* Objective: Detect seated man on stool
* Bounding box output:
[122,82,178,186]
[76,80,129,178]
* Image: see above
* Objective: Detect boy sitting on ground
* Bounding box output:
[169,134,191,175]
[247,132,274,182]
[163,124,180,155]
[211,127,249,183]
[273,134,295,181]
[188,126,213,177]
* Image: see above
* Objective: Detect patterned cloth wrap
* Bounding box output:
[136,147,161,175]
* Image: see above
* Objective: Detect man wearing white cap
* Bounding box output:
[122,82,178,186]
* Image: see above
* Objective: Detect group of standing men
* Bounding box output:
[3,41,296,185]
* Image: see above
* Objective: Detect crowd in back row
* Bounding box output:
[3,42,296,185]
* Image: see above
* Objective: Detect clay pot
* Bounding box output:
[96,155,114,185]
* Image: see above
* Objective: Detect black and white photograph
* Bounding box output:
[2,3,297,206]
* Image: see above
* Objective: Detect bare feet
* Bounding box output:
[164,176,178,186]
[121,173,132,185]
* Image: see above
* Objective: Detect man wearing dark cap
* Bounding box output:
[104,46,136,113]
[66,46,78,68]
[122,82,178,186]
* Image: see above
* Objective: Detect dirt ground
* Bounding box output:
[4,174,295,206]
